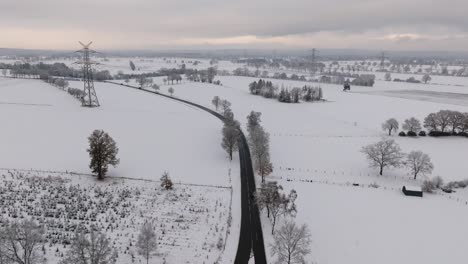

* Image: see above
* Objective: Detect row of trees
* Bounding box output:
[384,72,432,84]
[361,138,434,179]
[247,111,273,182]
[0,219,159,264]
[382,110,468,137]
[248,79,323,103]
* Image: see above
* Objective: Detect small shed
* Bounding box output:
[402,186,423,197]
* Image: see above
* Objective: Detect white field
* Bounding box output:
[0,77,241,264]
[142,73,468,264]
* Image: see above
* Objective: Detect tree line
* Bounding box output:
[0,218,160,264]
[382,110,468,137]
[248,79,323,103]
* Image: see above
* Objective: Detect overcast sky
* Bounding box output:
[1,0,467,51]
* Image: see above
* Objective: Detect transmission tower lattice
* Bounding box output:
[310,48,318,74]
[380,51,386,71]
[75,41,100,107]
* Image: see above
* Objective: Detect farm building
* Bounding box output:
[402,186,423,197]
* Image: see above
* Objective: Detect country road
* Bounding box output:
[105,81,267,264]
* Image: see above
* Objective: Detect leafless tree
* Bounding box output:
[246,111,262,135]
[136,222,157,264]
[220,100,232,115]
[212,96,221,111]
[448,110,465,133]
[424,113,439,132]
[0,220,46,264]
[361,138,404,175]
[406,151,434,179]
[60,231,117,264]
[168,87,174,96]
[249,126,272,182]
[381,118,399,136]
[402,117,422,133]
[436,110,451,132]
[270,221,311,264]
[422,73,431,84]
[151,84,160,92]
[221,121,240,160]
[269,189,297,234]
[1,69,7,76]
[137,76,152,88]
[384,72,391,81]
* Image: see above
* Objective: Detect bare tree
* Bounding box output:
[384,72,392,81]
[136,222,157,264]
[381,118,399,136]
[249,126,272,182]
[270,221,311,264]
[220,100,231,115]
[361,138,404,175]
[424,113,439,132]
[270,188,297,234]
[212,96,221,111]
[221,121,239,160]
[160,171,173,190]
[87,130,120,180]
[422,73,431,84]
[0,220,46,264]
[447,110,465,133]
[137,76,152,89]
[406,151,434,179]
[60,231,117,264]
[246,111,262,135]
[168,87,174,96]
[152,84,160,92]
[402,117,422,133]
[1,69,7,76]
[436,110,451,132]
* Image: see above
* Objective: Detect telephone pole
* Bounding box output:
[75,41,100,107]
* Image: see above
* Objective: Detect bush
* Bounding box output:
[407,131,417,137]
[421,180,435,193]
[398,131,406,137]
[428,131,451,137]
[458,132,468,137]
[432,176,444,188]
[418,131,427,136]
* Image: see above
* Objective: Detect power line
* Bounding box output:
[75,41,100,107]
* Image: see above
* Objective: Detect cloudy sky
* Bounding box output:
[1,0,467,51]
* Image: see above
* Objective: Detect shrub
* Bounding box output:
[432,176,444,188]
[369,182,379,188]
[398,131,406,137]
[428,131,451,137]
[407,131,417,137]
[421,180,435,193]
[418,131,427,136]
[458,132,468,137]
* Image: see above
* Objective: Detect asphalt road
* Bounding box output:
[106,81,267,264]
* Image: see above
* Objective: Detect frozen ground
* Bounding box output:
[0,169,232,264]
[0,76,240,264]
[143,74,468,263]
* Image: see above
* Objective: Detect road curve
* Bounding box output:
[104,81,267,264]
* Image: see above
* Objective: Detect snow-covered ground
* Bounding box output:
[0,76,240,263]
[143,74,468,263]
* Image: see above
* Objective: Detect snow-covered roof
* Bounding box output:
[404,186,422,192]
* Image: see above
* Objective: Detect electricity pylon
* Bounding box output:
[75,41,100,107]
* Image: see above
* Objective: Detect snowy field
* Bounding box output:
[136,74,468,263]
[0,169,232,264]
[0,76,240,264]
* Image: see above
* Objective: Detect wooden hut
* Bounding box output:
[402,186,423,197]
